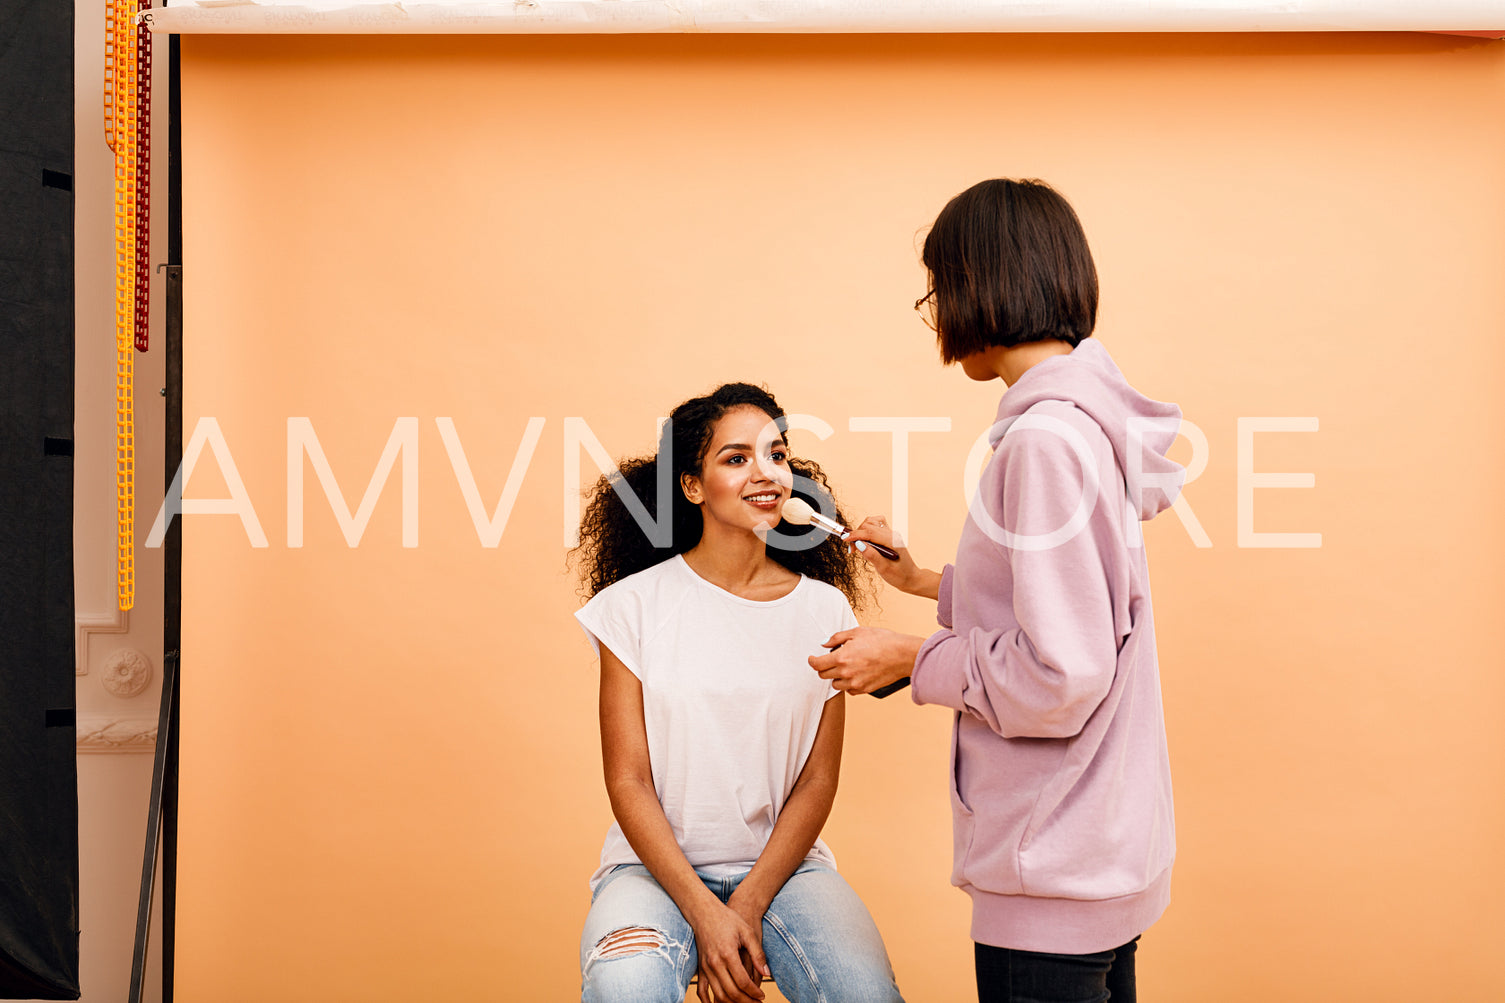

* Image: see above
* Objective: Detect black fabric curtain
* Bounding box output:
[0,0,82,997]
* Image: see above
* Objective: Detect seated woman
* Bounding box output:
[572,382,904,1003]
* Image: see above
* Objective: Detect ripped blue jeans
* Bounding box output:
[580,861,904,1003]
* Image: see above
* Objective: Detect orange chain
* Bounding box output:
[107,0,144,610]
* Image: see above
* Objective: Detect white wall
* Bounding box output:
[60,1,168,1000]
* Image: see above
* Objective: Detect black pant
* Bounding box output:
[975,937,1138,1003]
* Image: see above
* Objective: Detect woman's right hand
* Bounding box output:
[690,901,769,1003]
[845,516,941,600]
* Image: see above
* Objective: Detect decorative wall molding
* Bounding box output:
[101,648,155,698]
[77,717,159,754]
[76,607,130,676]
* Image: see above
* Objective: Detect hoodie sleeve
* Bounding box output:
[910,419,1123,739]
[936,564,955,629]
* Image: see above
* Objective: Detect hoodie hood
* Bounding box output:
[989,339,1184,521]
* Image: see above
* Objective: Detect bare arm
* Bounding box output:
[598,644,769,1003]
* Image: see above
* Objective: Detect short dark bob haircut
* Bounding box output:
[920,178,1098,364]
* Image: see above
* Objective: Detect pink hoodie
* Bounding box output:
[911,338,1183,954]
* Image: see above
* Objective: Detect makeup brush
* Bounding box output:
[781,497,900,560]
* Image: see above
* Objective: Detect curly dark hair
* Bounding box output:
[571,383,872,611]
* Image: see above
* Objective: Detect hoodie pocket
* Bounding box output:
[949,712,974,817]
[948,714,977,888]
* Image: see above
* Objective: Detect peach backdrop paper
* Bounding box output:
[176,33,1505,1001]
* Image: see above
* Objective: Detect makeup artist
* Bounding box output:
[808,179,1184,1003]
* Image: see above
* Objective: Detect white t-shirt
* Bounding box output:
[576,554,858,891]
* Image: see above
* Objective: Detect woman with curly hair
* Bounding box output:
[572,382,903,1003]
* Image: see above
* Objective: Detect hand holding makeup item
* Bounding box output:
[780,497,901,560]
[808,627,917,699]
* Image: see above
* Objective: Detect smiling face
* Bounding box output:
[680,405,794,537]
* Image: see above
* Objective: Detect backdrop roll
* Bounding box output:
[175,32,1505,1001]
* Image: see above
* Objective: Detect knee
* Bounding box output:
[590,927,668,961]
[582,926,685,1003]
[818,963,905,1003]
[813,957,905,1003]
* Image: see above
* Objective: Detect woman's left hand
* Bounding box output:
[809,627,924,695]
[691,898,769,1003]
[724,891,770,986]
